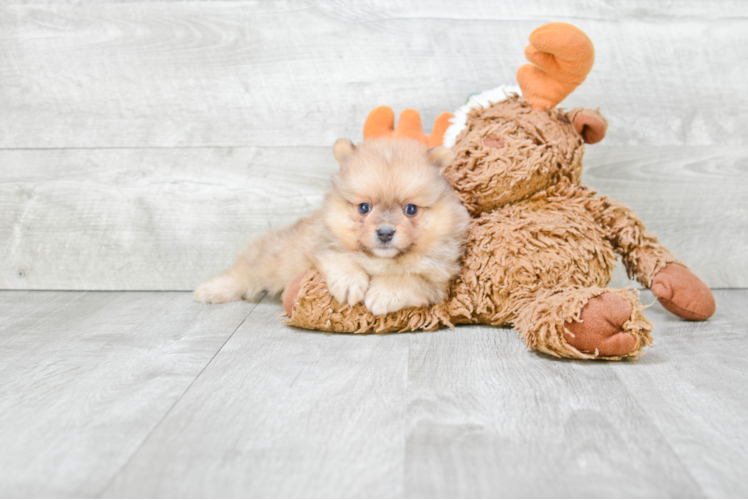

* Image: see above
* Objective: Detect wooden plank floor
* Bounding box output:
[1,290,746,498]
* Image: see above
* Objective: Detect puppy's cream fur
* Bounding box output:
[195,138,470,315]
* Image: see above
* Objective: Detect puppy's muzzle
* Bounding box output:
[376,226,395,243]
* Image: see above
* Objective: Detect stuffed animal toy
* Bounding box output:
[282,22,716,360]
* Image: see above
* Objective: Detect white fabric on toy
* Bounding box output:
[442,84,522,148]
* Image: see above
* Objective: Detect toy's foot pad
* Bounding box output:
[564,293,636,356]
[651,264,716,321]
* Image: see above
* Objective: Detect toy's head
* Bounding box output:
[443,23,608,216]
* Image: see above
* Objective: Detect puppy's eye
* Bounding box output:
[358,203,371,215]
[404,204,418,217]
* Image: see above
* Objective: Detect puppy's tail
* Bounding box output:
[194,213,317,304]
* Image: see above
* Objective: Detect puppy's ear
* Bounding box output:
[428,147,455,175]
[333,138,356,166]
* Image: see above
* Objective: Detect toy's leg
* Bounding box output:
[512,287,653,360]
[582,192,715,320]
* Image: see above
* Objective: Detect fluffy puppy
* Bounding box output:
[195,137,471,315]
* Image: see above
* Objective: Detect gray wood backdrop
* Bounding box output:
[2,0,746,291]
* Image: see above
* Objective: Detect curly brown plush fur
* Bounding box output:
[284,95,715,360]
[282,22,716,359]
[445,97,584,216]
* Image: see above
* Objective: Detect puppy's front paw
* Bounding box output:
[326,270,369,306]
[364,283,427,316]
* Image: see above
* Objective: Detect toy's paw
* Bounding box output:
[283,271,308,317]
[651,264,716,320]
[564,293,636,356]
[195,275,245,304]
[327,269,370,307]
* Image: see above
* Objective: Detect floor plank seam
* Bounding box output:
[92,293,266,498]
[611,366,707,496]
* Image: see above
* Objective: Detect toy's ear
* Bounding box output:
[428,147,455,175]
[568,108,607,144]
[333,138,356,165]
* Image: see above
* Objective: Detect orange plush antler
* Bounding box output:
[363,106,453,147]
[517,23,595,110]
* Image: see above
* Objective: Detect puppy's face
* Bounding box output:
[325,137,464,259]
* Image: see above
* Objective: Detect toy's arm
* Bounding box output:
[583,192,678,287]
[582,190,716,320]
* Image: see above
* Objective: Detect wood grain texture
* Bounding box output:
[1,2,745,496]
[584,146,748,289]
[403,290,748,497]
[0,291,253,497]
[1,1,746,148]
[1,291,746,497]
[609,290,748,498]
[75,290,747,498]
[0,147,337,290]
[2,145,744,290]
[100,299,410,498]
[404,317,700,497]
[2,0,745,291]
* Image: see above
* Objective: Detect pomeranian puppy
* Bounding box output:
[195,137,470,315]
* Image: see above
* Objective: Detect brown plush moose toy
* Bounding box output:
[283,22,715,360]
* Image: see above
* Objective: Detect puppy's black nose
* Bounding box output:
[376,226,395,243]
